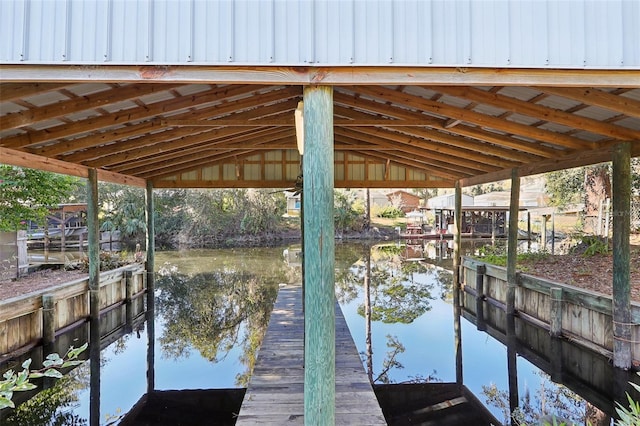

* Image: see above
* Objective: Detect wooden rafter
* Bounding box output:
[355,86,595,151]
[0,83,184,129]
[431,86,640,141]
[535,87,640,119]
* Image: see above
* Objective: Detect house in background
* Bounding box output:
[284,191,301,217]
[427,193,475,209]
[386,190,421,213]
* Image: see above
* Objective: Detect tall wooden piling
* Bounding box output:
[302,85,335,425]
[476,265,486,331]
[42,294,55,345]
[507,169,520,316]
[550,287,563,337]
[87,168,101,426]
[612,142,631,370]
[145,181,155,312]
[506,314,519,417]
[453,182,462,294]
[453,182,463,385]
[145,180,156,393]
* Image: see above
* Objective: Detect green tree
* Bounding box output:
[0,166,79,231]
[334,190,364,236]
[355,247,435,324]
[99,183,146,243]
[545,159,640,209]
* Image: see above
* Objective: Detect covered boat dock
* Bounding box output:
[1,1,639,424]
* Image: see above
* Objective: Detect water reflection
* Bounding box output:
[2,242,638,425]
[155,266,278,385]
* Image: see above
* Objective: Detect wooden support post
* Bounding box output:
[549,335,563,382]
[145,180,156,393]
[453,182,462,297]
[541,215,548,251]
[491,211,497,242]
[87,168,100,426]
[612,142,632,370]
[364,247,373,384]
[527,211,531,250]
[125,270,134,331]
[145,180,155,313]
[42,294,55,345]
[506,314,519,418]
[453,296,463,386]
[453,182,463,386]
[551,211,556,255]
[507,169,520,316]
[476,265,486,331]
[550,287,563,337]
[302,85,335,425]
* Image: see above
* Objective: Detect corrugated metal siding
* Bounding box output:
[1,0,638,68]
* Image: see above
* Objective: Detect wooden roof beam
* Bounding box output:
[336,126,509,172]
[0,83,184,130]
[0,147,146,188]
[535,87,640,120]
[334,93,561,158]
[356,86,595,151]
[57,96,301,161]
[334,131,481,177]
[459,143,640,187]
[0,84,284,149]
[100,127,291,170]
[332,105,541,164]
[0,83,72,103]
[431,85,640,141]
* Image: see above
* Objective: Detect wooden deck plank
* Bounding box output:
[236,284,387,425]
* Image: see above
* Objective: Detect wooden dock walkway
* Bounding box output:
[236,284,387,425]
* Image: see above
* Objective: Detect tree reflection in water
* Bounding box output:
[155,265,279,387]
[335,244,442,385]
[482,370,610,426]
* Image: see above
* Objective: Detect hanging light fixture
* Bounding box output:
[295,101,304,156]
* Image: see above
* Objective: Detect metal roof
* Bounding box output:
[0,1,639,189]
[1,0,639,69]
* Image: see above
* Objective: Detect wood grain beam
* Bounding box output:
[432,86,639,140]
[459,143,640,187]
[56,96,300,161]
[332,105,541,164]
[336,127,502,173]
[335,133,470,180]
[334,93,561,158]
[99,127,289,170]
[0,147,146,187]
[152,177,452,189]
[0,83,71,103]
[3,65,638,87]
[1,83,183,129]
[535,87,640,119]
[355,86,594,150]
[162,118,448,127]
[0,84,277,149]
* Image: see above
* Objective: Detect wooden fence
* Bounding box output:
[460,256,640,363]
[0,264,146,357]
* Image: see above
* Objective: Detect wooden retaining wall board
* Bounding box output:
[461,256,640,363]
[461,304,638,417]
[0,301,146,415]
[0,265,145,356]
[236,284,387,425]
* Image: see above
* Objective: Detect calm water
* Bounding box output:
[1,242,636,425]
